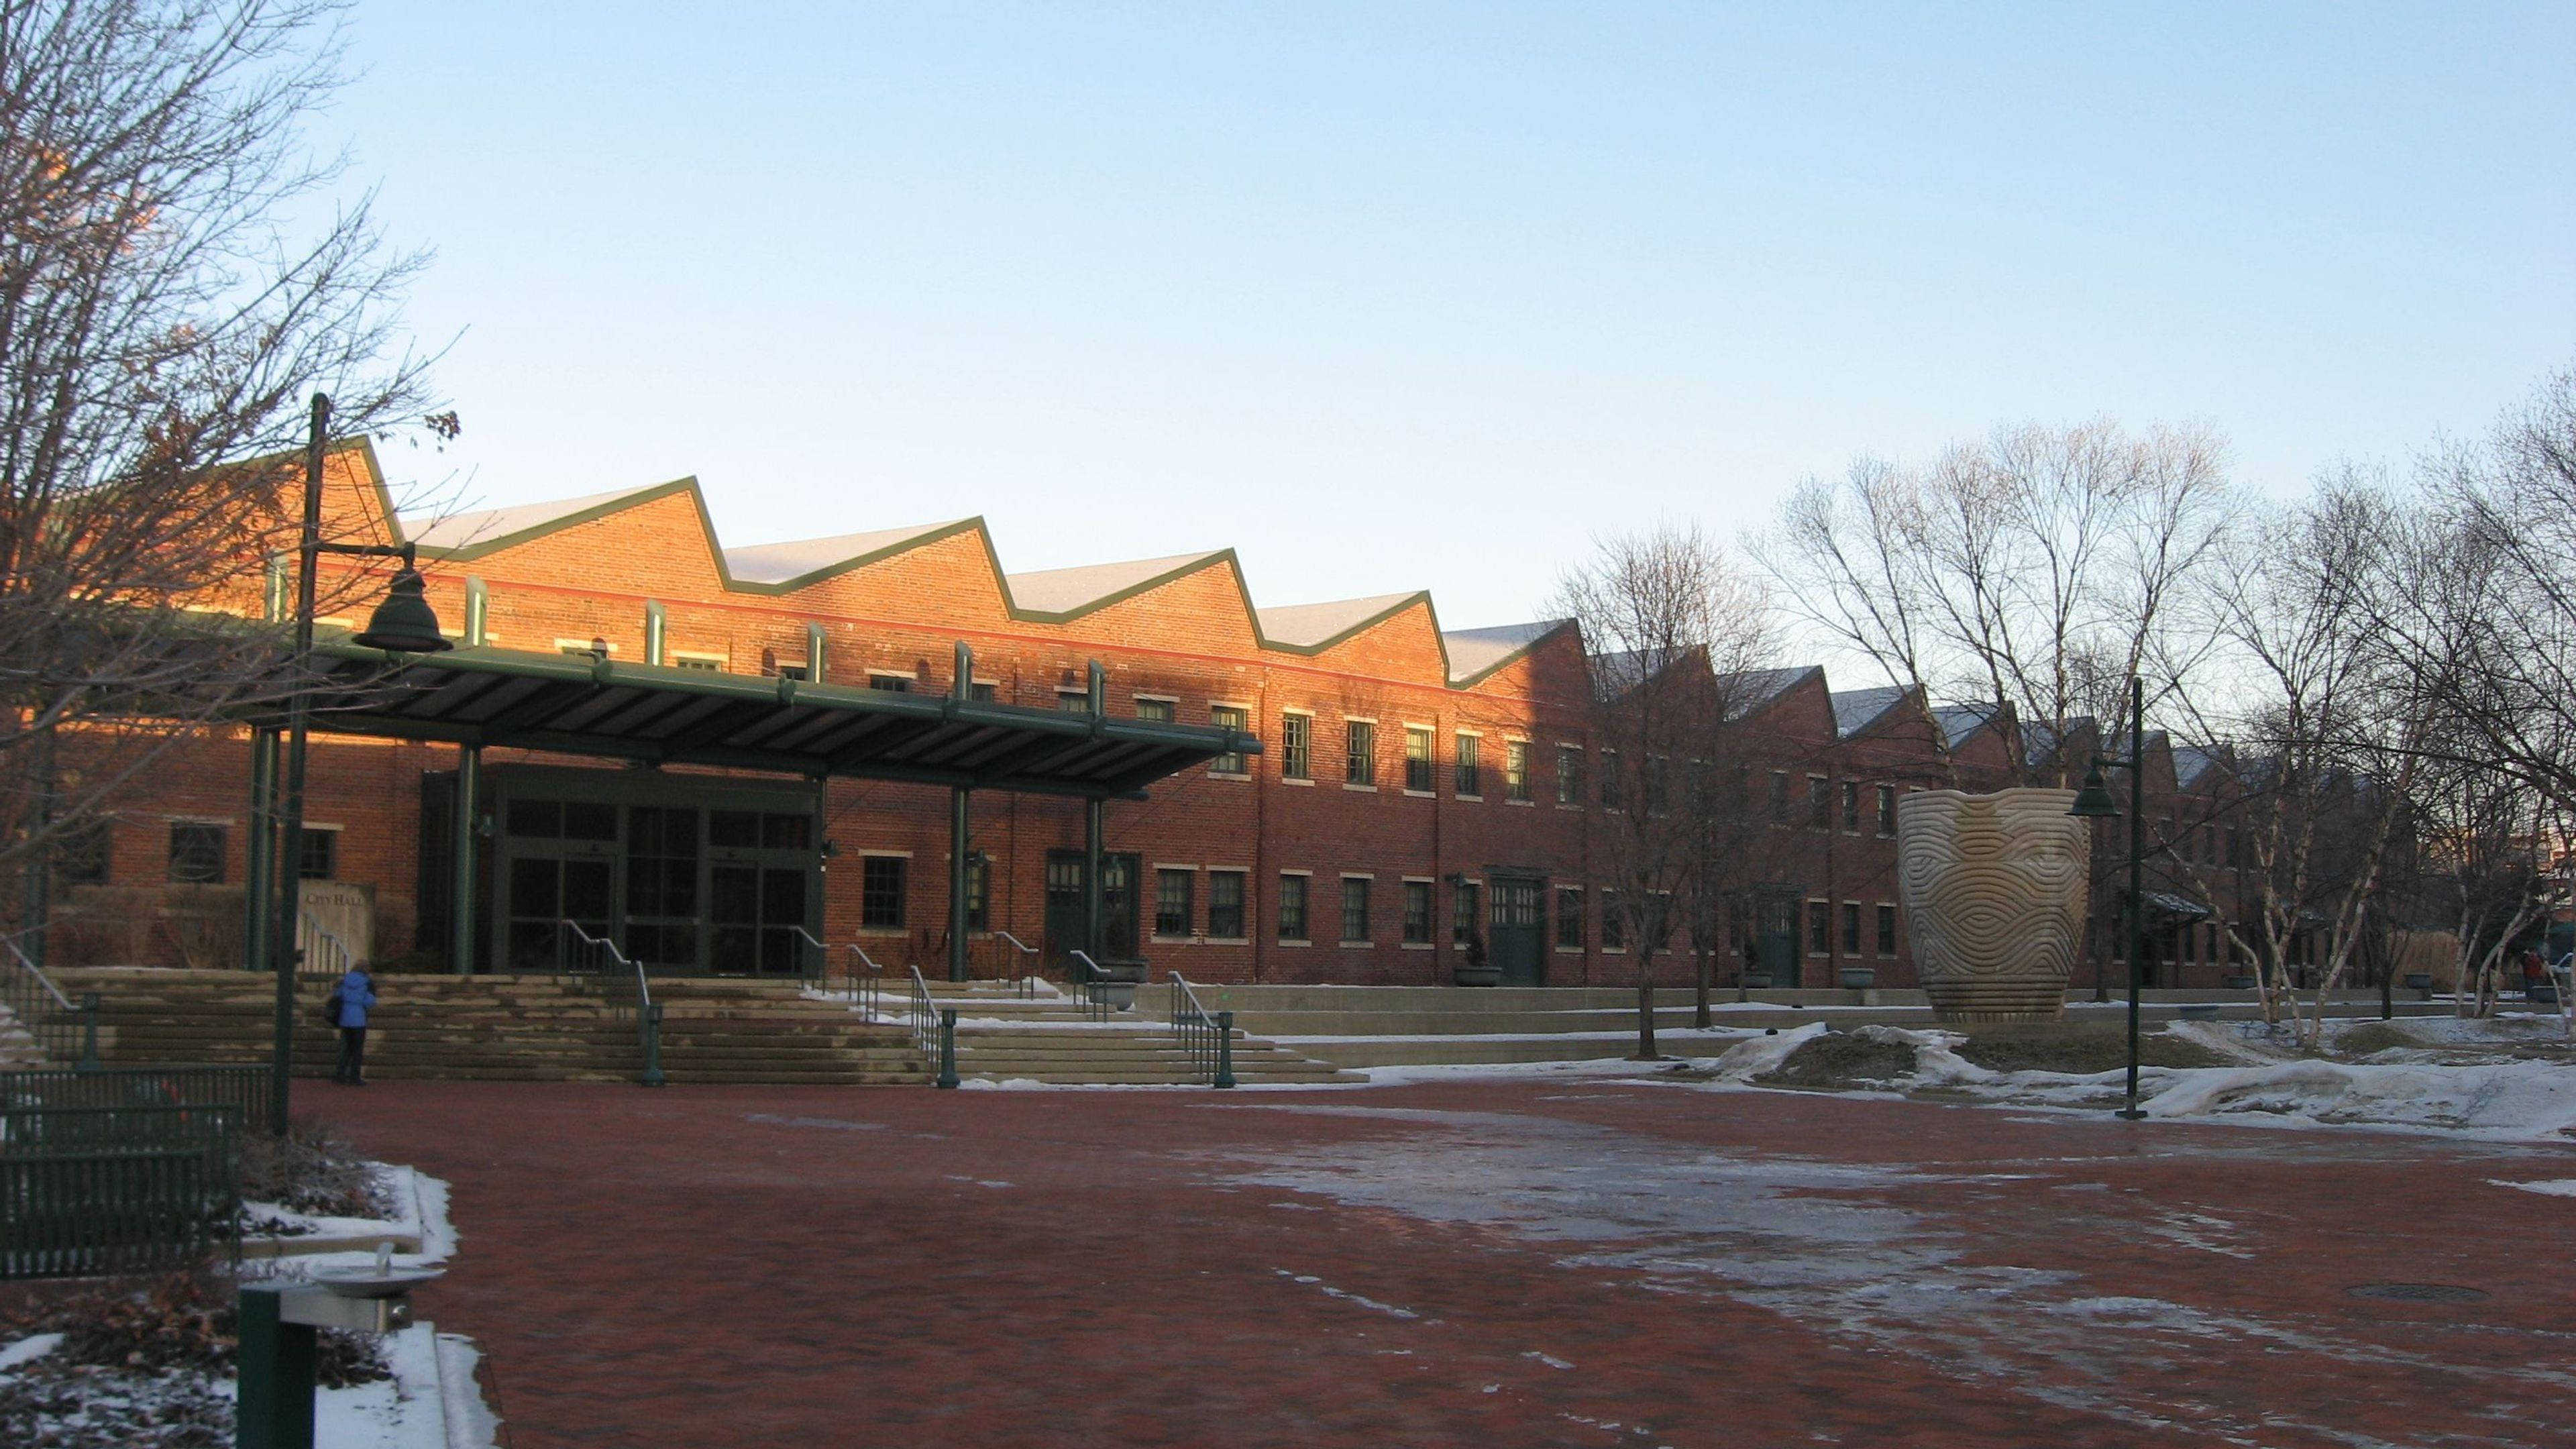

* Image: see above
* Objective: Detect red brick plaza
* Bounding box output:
[330,1080,2576,1448]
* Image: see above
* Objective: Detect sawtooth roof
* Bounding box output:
[724,521,971,586]
[1256,594,1425,649]
[1829,685,1911,739]
[1003,551,1228,616]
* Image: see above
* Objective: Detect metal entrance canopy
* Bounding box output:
[280,639,1259,800]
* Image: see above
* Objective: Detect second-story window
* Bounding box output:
[1841,780,1860,833]
[1600,750,1622,810]
[1281,713,1311,780]
[1769,770,1790,824]
[1405,727,1434,792]
[1506,741,1531,802]
[1556,745,1582,805]
[1876,784,1897,837]
[1808,775,1831,830]
[1454,734,1481,797]
[1346,720,1375,786]
[1210,705,1248,774]
[1135,698,1175,723]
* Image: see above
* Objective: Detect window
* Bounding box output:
[1281,713,1311,780]
[1644,755,1668,814]
[966,855,989,932]
[1599,750,1622,809]
[1454,734,1481,796]
[1278,874,1309,942]
[1345,720,1376,786]
[1768,770,1790,823]
[867,674,911,692]
[2225,827,2241,869]
[1807,900,1830,955]
[1556,746,1582,805]
[1208,871,1247,938]
[1210,706,1248,774]
[1340,877,1371,943]
[861,857,906,929]
[1452,880,1482,947]
[969,681,998,702]
[54,821,110,887]
[1841,902,1861,955]
[1057,690,1091,713]
[1809,776,1831,830]
[1876,785,1897,837]
[1403,881,1433,944]
[1404,727,1434,792]
[297,828,337,881]
[1155,869,1193,937]
[1505,741,1531,802]
[168,823,225,884]
[672,654,722,672]
[1556,887,1584,950]
[1876,904,1897,957]
[1135,698,1175,723]
[1600,891,1625,950]
[1841,781,1860,833]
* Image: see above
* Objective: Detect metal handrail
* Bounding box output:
[907,964,960,1087]
[559,921,664,1087]
[786,925,830,989]
[2,938,98,1070]
[1165,973,1236,1089]
[295,914,354,983]
[847,945,884,1018]
[994,931,1041,1000]
[1066,950,1117,1023]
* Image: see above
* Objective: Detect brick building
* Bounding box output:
[46,444,2304,992]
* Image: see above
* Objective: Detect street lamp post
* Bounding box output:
[2068,677,2149,1120]
[266,395,451,1132]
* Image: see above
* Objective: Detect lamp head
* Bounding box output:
[352,567,452,653]
[2067,758,2121,818]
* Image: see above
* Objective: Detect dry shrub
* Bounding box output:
[237,1116,385,1220]
[2,1270,388,1388]
[1756,1031,1919,1087]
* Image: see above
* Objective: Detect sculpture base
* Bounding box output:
[1923,979,2068,1023]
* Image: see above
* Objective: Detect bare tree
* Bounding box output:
[1751,420,2236,784]
[0,0,442,922]
[1550,522,1773,1060]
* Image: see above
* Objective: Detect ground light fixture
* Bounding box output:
[2067,676,2149,1121]
[267,394,453,1132]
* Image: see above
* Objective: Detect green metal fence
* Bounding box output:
[1,1104,242,1280]
[0,1065,275,1136]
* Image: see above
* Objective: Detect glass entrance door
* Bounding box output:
[501,798,618,971]
[708,807,816,975]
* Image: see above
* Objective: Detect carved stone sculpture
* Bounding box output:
[1896,788,2088,1022]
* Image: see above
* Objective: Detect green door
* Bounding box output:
[1490,876,1546,987]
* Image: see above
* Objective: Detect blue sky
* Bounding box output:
[331,2,2575,629]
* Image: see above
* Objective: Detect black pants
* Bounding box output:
[335,1026,368,1083]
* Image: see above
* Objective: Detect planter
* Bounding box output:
[2177,1003,2221,1021]
[1896,788,2088,1022]
[2532,984,2561,1006]
[2224,974,2259,990]
[1837,967,1876,991]
[1083,957,1148,1010]
[1452,965,1501,987]
[2402,973,2434,991]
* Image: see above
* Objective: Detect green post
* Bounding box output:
[2121,676,2147,1122]
[1214,1010,1236,1089]
[948,788,972,982]
[235,1286,317,1449]
[936,1008,960,1088]
[641,1001,665,1087]
[244,729,277,975]
[20,727,52,972]
[450,747,480,974]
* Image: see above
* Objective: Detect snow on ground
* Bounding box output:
[2493,1179,2576,1197]
[0,1161,494,1449]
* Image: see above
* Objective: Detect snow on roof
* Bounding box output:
[1718,665,1818,720]
[2173,745,2226,789]
[722,521,968,585]
[1829,685,1910,739]
[1004,551,1227,615]
[1445,621,1563,683]
[1256,593,1422,648]
[400,483,666,551]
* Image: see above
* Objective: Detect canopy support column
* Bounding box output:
[948,787,971,983]
[244,729,278,975]
[1083,796,1105,964]
[451,746,480,974]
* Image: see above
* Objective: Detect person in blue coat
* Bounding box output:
[330,965,378,1085]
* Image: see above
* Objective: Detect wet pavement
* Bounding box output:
[324,1077,2576,1447]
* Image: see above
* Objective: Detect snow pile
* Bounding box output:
[2492,1178,2576,1197]
[1701,1022,1831,1081]
[2141,1057,2576,1138]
